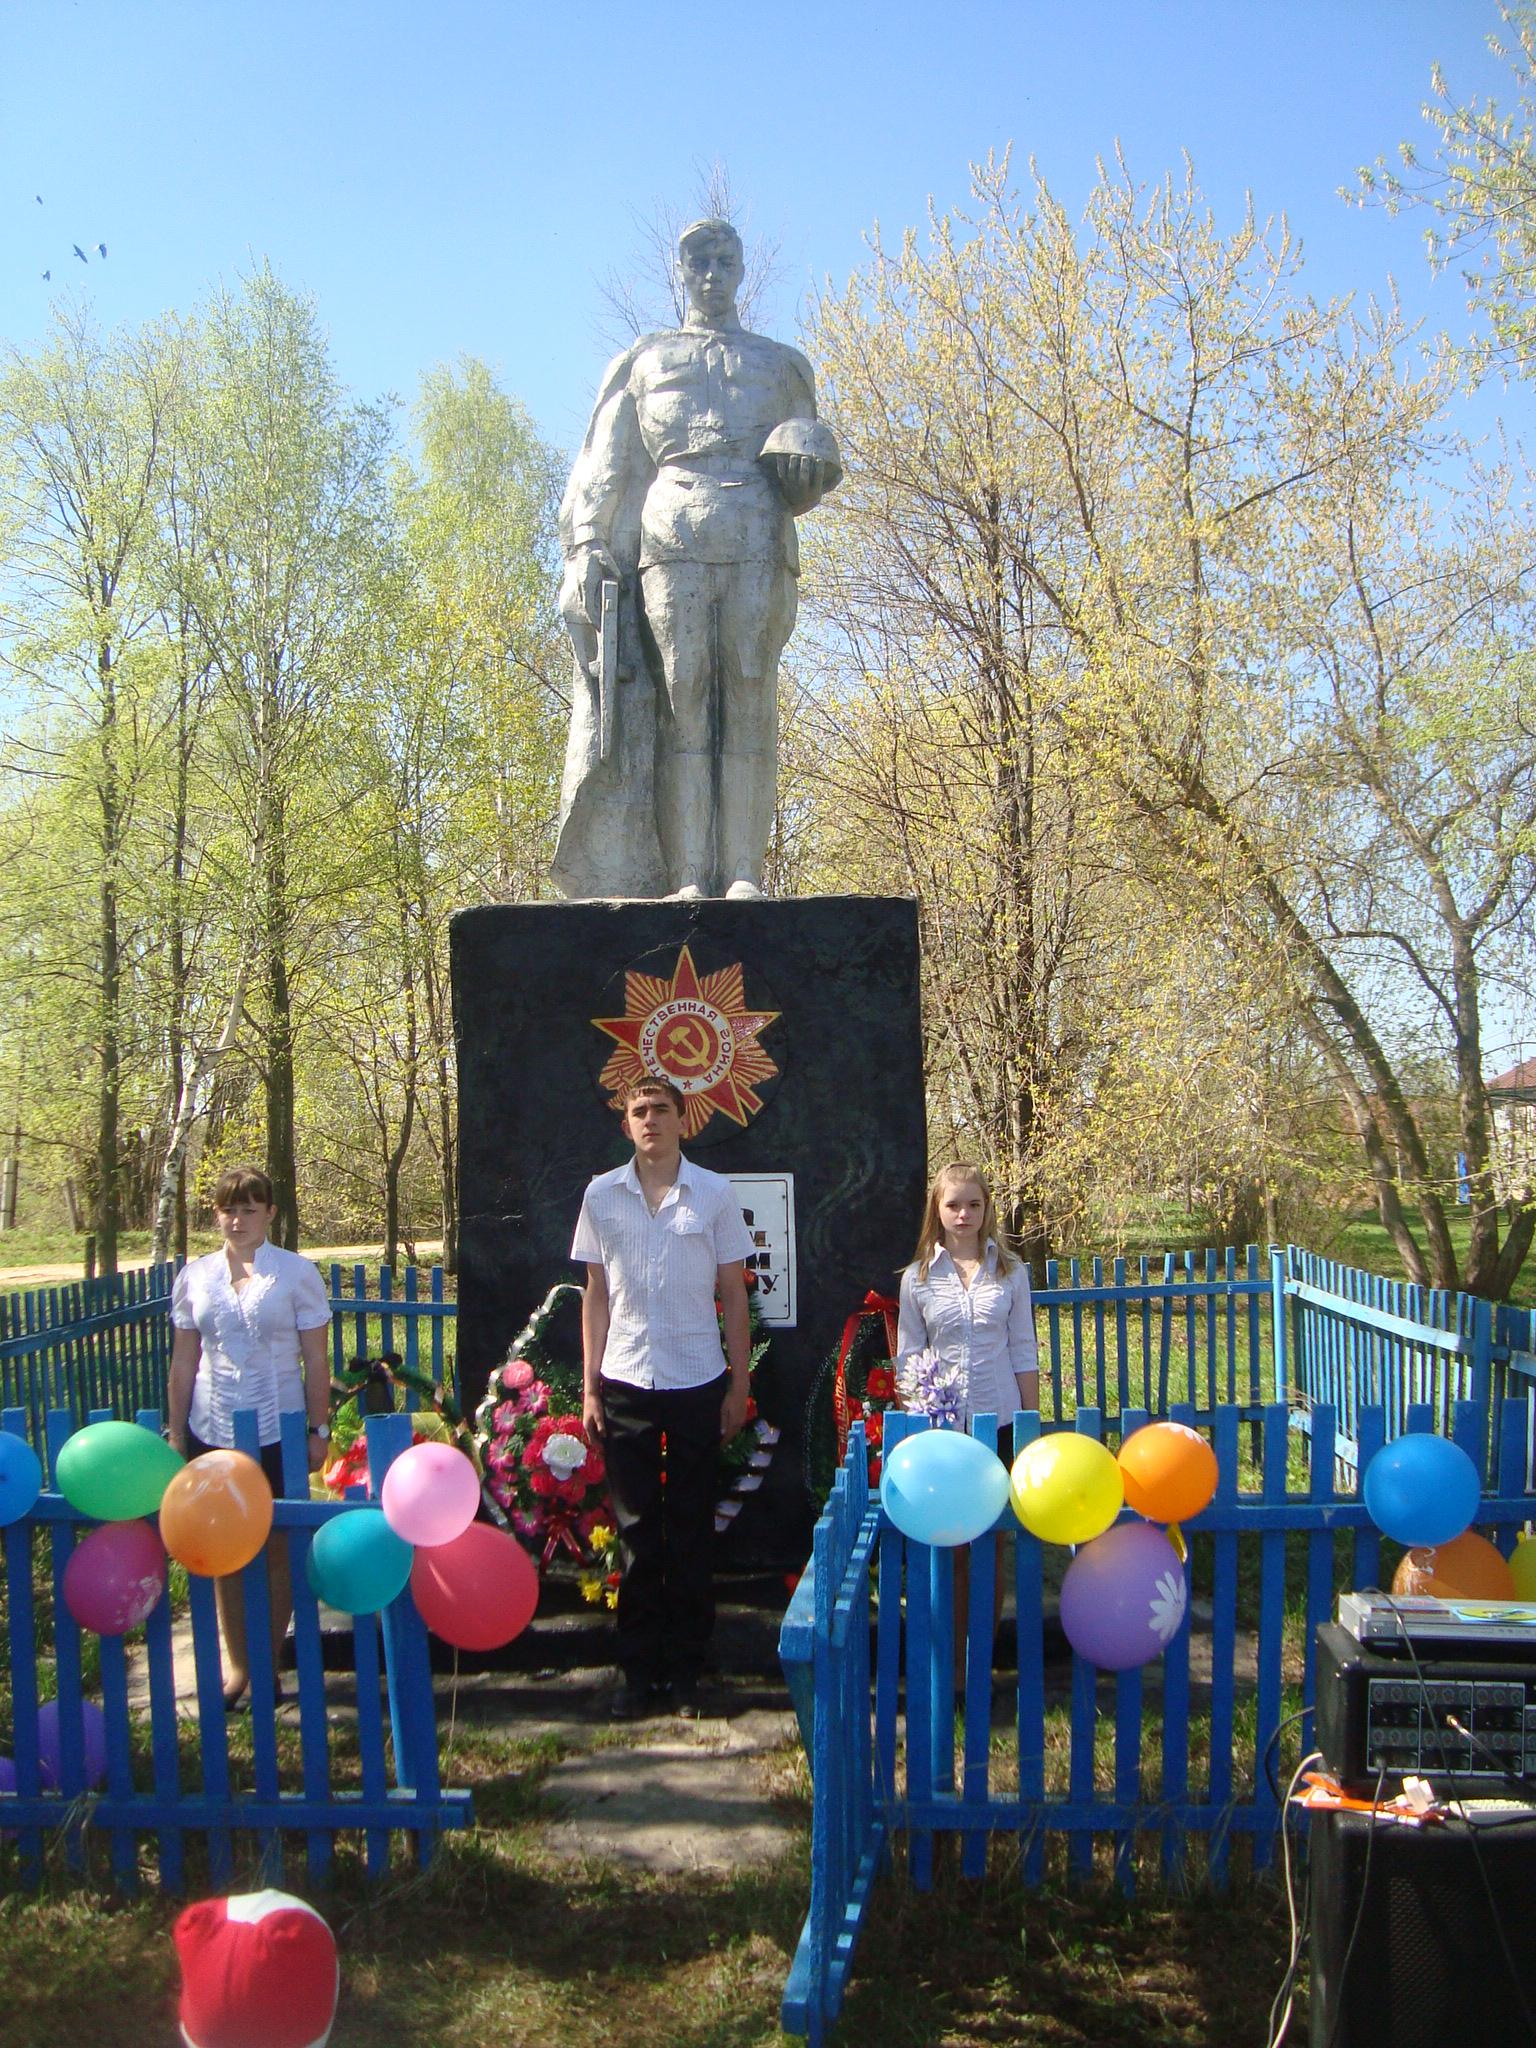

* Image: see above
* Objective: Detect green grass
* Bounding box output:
[1325,1210,1536,1306]
[0,1722,1300,2048]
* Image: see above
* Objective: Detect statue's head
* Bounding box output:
[678,217,744,322]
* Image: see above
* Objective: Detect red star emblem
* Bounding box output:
[593,944,780,1139]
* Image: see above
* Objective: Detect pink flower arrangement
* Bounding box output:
[475,1357,608,1561]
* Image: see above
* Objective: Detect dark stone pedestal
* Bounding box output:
[451,896,925,1563]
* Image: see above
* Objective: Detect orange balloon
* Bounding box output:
[158,1449,274,1576]
[1117,1422,1218,1526]
[1391,1529,1516,1600]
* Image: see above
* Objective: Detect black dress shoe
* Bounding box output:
[610,1683,651,1722]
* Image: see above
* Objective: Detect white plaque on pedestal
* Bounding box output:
[728,1173,796,1326]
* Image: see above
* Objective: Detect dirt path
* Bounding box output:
[126,1568,802,1877]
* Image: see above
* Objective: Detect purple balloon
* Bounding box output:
[1059,1520,1190,1671]
[0,1756,14,1795]
[62,1518,167,1634]
[36,1698,107,1791]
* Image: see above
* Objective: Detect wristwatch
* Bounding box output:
[309,1424,331,1441]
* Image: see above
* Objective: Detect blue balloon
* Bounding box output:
[1363,1433,1481,1548]
[879,1429,1011,1546]
[0,1431,42,1527]
[306,1507,413,1615]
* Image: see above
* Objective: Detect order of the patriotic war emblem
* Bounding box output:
[591,943,781,1141]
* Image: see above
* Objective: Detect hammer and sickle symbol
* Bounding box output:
[660,1017,715,1072]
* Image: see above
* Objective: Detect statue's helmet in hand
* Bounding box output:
[759,417,843,489]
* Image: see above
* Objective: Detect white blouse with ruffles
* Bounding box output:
[171,1241,331,1447]
[896,1240,1040,1424]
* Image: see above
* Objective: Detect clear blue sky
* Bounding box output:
[0,0,1524,452]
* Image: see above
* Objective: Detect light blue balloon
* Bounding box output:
[306,1507,413,1615]
[880,1429,1011,1546]
[1363,1432,1481,1549]
[0,1431,42,1527]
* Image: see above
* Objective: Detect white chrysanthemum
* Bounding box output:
[1149,1568,1188,1645]
[541,1431,588,1480]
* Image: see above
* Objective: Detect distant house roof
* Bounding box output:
[1488,1057,1536,1104]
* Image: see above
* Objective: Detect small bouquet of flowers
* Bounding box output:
[894,1347,966,1431]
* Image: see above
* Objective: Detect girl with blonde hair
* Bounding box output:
[896,1162,1040,1679]
[897,1161,1039,1448]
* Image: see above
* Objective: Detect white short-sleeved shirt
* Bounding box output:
[896,1241,1040,1423]
[171,1240,332,1446]
[571,1153,756,1390]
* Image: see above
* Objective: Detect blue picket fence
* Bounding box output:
[779,1394,1536,2045]
[0,1404,471,1888]
[2,1245,1526,1464]
[1276,1244,1536,1472]
[0,1263,454,1467]
[1035,1244,1267,1422]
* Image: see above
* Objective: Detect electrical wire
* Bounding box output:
[1264,1747,1322,2048]
[1321,1761,1389,2048]
[1260,1703,1316,1803]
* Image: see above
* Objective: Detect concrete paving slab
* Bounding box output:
[543,1709,799,1873]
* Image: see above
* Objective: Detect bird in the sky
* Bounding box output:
[35,194,43,204]
[41,269,50,281]
[72,244,87,262]
[96,242,106,258]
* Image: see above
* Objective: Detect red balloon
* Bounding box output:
[409,1523,538,1651]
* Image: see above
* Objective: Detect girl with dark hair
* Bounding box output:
[166,1167,332,1707]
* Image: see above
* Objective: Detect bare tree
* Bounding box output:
[594,160,784,345]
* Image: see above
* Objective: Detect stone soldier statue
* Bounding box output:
[552,217,841,901]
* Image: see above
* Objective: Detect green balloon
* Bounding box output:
[55,1421,185,1522]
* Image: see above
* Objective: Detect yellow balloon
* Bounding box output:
[1509,1533,1536,1600]
[1010,1433,1124,1545]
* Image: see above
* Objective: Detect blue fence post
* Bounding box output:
[367,1411,443,1822]
[1270,1245,1290,1406]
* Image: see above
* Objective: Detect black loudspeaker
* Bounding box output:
[1309,1802,1536,2045]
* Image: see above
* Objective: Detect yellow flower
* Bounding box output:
[578,1574,604,1606]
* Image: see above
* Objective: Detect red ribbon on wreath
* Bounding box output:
[538,1507,595,1570]
[833,1290,900,1459]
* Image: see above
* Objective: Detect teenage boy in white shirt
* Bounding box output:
[573,1075,755,1719]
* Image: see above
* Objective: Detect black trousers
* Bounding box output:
[600,1373,723,1685]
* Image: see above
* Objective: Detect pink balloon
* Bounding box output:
[380,1441,481,1547]
[409,1523,538,1651]
[62,1518,167,1635]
